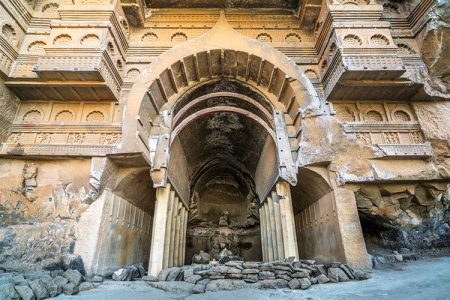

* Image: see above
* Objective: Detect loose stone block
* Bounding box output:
[29,279,50,300]
[78,282,95,292]
[242,268,259,274]
[192,283,206,294]
[15,285,35,300]
[62,283,78,295]
[317,274,330,284]
[64,269,83,286]
[184,275,202,284]
[288,278,300,289]
[299,278,311,289]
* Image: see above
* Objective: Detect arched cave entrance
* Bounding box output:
[79,13,370,276]
[167,79,279,263]
[119,14,320,274]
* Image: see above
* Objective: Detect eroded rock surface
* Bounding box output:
[421,0,450,95]
[354,183,450,250]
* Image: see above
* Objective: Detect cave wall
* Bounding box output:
[0,78,20,142]
[254,138,278,199]
[186,171,262,263]
[351,182,450,251]
[0,157,155,276]
[295,192,345,264]
[168,137,190,204]
[0,158,93,271]
[76,191,153,276]
[420,0,450,95]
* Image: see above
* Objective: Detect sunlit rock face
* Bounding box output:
[353,183,450,250]
[0,159,93,271]
[0,0,449,280]
[422,0,450,94]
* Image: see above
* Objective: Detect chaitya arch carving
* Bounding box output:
[122,12,319,152]
[121,12,320,198]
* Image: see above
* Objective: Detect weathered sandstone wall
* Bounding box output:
[0,158,93,271]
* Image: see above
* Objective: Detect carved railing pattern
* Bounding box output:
[5,129,121,146]
[341,55,403,70]
[344,122,421,132]
[0,144,116,156]
[377,143,432,157]
[35,56,102,71]
[321,49,411,98]
[342,121,430,157]
[34,51,122,99]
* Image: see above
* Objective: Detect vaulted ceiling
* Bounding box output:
[145,0,300,9]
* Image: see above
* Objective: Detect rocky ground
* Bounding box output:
[1,250,448,299]
[148,257,370,294]
[0,268,101,299]
[0,254,106,299]
[54,256,450,300]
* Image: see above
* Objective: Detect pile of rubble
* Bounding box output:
[0,268,103,299]
[112,263,146,281]
[370,248,418,269]
[148,258,371,294]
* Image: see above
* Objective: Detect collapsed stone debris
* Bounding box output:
[0,266,103,299]
[148,258,371,294]
[0,0,449,298]
[112,263,146,281]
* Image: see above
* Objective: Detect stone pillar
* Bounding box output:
[263,201,274,261]
[180,207,188,265]
[259,181,298,261]
[333,187,372,268]
[162,191,174,268]
[148,184,171,276]
[267,196,278,260]
[168,196,178,268]
[259,206,268,261]
[178,207,187,266]
[173,201,182,267]
[149,184,189,276]
[276,181,299,260]
[272,191,285,259]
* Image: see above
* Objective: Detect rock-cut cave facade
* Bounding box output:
[0,0,449,278]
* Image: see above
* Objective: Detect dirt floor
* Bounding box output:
[55,256,450,300]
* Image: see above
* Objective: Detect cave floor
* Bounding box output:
[56,256,450,300]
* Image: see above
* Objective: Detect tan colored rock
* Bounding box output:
[0,0,449,281]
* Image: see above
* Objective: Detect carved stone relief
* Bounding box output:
[2,101,121,154]
[335,102,427,148]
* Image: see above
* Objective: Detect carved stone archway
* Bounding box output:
[120,12,320,166]
[119,12,369,276]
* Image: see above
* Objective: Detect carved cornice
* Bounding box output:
[0,0,32,30]
[0,36,17,77]
[327,4,384,21]
[321,49,409,100]
[0,36,18,61]
[343,122,421,133]
[10,124,121,133]
[0,144,116,157]
[57,4,129,52]
[377,143,432,157]
[382,0,435,36]
[32,50,123,100]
